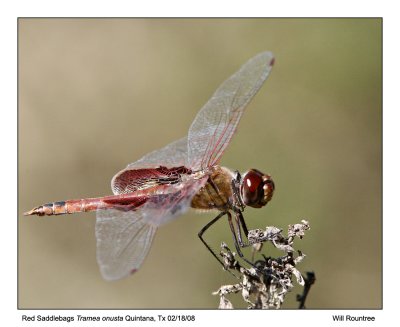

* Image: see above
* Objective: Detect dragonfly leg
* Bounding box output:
[235,210,267,263]
[234,210,250,247]
[227,212,258,268]
[198,211,231,269]
[231,171,245,210]
[199,211,258,275]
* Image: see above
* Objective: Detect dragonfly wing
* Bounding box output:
[127,137,188,170]
[140,177,208,227]
[112,137,188,195]
[96,208,157,281]
[96,177,207,280]
[187,51,274,170]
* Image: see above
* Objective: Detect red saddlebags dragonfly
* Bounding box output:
[25,51,275,281]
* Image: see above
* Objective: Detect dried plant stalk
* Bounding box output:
[213,220,315,309]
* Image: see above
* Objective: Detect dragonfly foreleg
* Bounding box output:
[231,171,245,211]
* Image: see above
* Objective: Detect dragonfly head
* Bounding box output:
[240,169,274,208]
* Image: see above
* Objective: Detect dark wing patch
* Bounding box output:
[112,166,192,195]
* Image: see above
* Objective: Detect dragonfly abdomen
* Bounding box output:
[24,194,149,216]
[24,198,104,216]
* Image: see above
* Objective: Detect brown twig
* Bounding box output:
[297,271,316,309]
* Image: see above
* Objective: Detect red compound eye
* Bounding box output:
[245,170,263,193]
[241,169,274,208]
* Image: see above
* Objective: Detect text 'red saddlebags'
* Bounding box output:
[25,51,275,281]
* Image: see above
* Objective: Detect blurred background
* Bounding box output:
[19,18,381,309]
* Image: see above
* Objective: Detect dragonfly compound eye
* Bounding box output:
[241,169,274,208]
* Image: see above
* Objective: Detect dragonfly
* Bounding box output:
[25,51,275,281]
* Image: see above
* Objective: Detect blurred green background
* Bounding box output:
[19,18,381,309]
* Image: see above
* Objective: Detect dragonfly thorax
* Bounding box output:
[240,169,275,209]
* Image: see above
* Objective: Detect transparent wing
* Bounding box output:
[188,51,274,170]
[96,178,207,280]
[96,209,157,281]
[111,137,188,195]
[128,137,188,170]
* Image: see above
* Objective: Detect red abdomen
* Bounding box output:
[24,193,150,216]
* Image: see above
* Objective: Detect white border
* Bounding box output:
[3,0,397,325]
